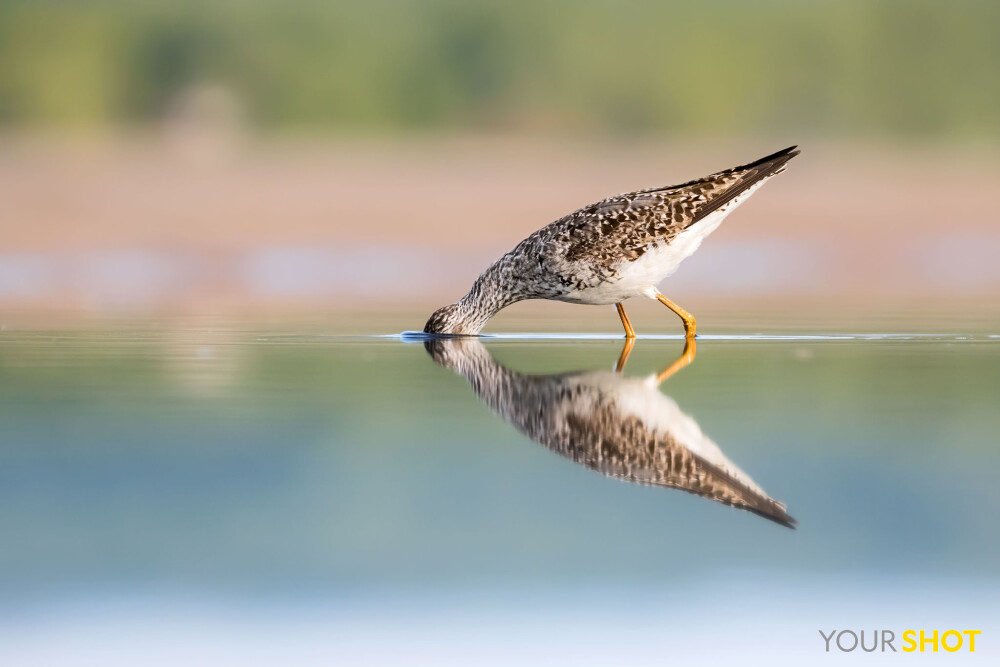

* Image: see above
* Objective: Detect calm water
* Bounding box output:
[1,326,998,664]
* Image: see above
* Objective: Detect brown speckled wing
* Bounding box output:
[558,146,799,263]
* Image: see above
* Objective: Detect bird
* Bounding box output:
[424,146,799,337]
[425,336,796,527]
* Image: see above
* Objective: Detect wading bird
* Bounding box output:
[424,146,799,337]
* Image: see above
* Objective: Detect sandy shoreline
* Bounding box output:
[1,135,998,313]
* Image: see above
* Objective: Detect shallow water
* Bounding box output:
[1,326,998,664]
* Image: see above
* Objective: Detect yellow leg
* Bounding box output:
[654,336,696,385]
[655,293,696,338]
[616,303,636,338]
[614,336,635,373]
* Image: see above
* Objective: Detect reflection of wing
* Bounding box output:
[559,402,795,528]
[426,338,796,528]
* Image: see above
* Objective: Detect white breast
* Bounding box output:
[560,211,726,304]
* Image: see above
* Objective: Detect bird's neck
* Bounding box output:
[456,262,519,333]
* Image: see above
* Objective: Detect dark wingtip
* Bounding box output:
[735,145,801,172]
[684,145,800,225]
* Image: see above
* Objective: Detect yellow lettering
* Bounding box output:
[920,630,939,652]
[963,630,980,652]
[902,630,916,652]
[941,630,962,652]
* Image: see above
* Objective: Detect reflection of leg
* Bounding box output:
[654,336,696,384]
[614,336,636,373]
[616,303,636,338]
[655,293,696,338]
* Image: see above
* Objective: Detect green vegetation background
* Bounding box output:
[1,0,997,138]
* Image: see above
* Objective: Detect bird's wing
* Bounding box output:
[637,144,800,225]
[554,146,799,263]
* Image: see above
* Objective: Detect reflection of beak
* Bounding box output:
[614,336,697,385]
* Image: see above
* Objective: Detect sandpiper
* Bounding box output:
[424,146,799,337]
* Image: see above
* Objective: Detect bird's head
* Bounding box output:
[423,301,482,335]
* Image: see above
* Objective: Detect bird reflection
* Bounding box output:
[425,337,795,528]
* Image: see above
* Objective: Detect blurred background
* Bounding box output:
[0,0,998,330]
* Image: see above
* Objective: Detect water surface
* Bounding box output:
[1,327,997,664]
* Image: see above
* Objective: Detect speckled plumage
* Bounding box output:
[426,338,796,527]
[424,146,799,335]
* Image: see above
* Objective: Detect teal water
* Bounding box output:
[1,329,998,664]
